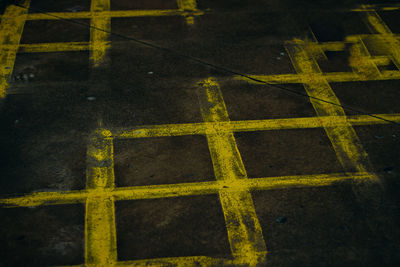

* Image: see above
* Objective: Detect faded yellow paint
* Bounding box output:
[0,190,88,207]
[286,39,377,179]
[90,0,111,66]
[198,78,267,265]
[85,128,117,266]
[86,196,117,266]
[18,42,90,53]
[0,0,30,98]
[1,2,400,266]
[24,9,203,21]
[363,10,400,70]
[177,0,199,25]
[116,256,230,266]
[113,113,400,139]
[351,4,400,12]
[235,69,400,84]
[347,35,381,79]
[0,172,373,208]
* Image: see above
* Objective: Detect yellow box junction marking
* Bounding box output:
[1,1,400,266]
[0,74,383,265]
[0,0,30,98]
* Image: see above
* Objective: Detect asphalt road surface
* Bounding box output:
[0,0,400,266]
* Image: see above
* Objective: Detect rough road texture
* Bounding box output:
[0,0,400,266]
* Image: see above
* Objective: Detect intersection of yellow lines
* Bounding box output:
[1,0,400,266]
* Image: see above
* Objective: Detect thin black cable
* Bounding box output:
[15,3,400,126]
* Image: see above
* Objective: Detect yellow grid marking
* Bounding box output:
[198,78,267,265]
[0,0,30,98]
[1,2,400,266]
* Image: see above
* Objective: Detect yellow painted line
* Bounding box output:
[286,39,377,180]
[316,41,346,52]
[0,172,373,208]
[17,42,89,53]
[177,0,199,25]
[24,9,204,20]
[351,4,400,12]
[114,122,208,138]
[112,113,400,139]
[116,256,230,266]
[0,190,88,207]
[371,56,392,66]
[85,196,117,266]
[85,128,117,266]
[90,0,110,66]
[229,114,400,131]
[198,78,267,265]
[0,0,30,98]
[235,69,400,84]
[347,35,381,79]
[363,11,400,70]
[26,11,93,20]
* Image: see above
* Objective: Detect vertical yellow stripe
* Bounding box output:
[177,0,198,25]
[286,39,377,178]
[0,0,30,98]
[198,78,267,266]
[90,0,111,66]
[85,129,117,266]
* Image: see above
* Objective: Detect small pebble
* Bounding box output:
[384,167,394,173]
[14,120,19,124]
[276,216,287,224]
[29,73,35,79]
[393,135,397,138]
[280,52,285,56]
[276,57,281,60]
[86,96,96,101]
[22,74,28,81]
[148,71,154,75]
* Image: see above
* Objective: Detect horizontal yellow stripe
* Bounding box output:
[235,70,400,84]
[24,9,204,20]
[0,172,372,208]
[112,114,400,138]
[18,42,90,53]
[117,256,230,266]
